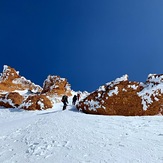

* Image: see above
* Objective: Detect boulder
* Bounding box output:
[77,74,163,116]
[0,92,24,108]
[42,75,72,96]
[21,94,53,110]
[77,75,145,116]
[138,74,163,115]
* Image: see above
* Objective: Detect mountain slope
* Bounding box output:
[0,102,163,163]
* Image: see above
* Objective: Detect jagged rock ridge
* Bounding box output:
[77,74,163,116]
[0,65,42,93]
[42,75,72,96]
[0,65,72,110]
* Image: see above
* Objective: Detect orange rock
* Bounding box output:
[0,92,24,108]
[21,94,53,110]
[0,65,42,93]
[42,75,72,96]
[77,75,144,116]
[139,74,163,115]
[77,74,163,116]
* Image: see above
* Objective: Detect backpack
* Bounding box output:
[61,95,66,102]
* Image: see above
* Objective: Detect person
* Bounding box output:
[77,93,80,101]
[61,95,68,110]
[72,95,77,105]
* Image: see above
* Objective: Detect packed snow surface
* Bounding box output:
[0,98,163,163]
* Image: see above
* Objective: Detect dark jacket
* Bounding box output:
[62,95,68,104]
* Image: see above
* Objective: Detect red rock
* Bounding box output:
[42,75,72,96]
[21,94,53,110]
[0,92,24,108]
[0,65,42,93]
[77,75,145,116]
[138,74,163,115]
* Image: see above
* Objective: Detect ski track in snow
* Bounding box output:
[0,103,163,163]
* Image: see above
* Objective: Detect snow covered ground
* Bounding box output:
[0,97,163,163]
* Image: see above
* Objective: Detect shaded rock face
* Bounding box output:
[0,92,24,108]
[0,65,42,93]
[77,74,163,116]
[42,75,72,96]
[21,94,53,110]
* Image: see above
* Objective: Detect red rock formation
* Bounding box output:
[77,75,145,116]
[21,94,53,110]
[138,74,163,115]
[42,75,72,96]
[77,74,163,116]
[0,65,42,93]
[0,92,24,108]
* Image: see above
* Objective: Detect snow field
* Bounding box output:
[0,101,163,163]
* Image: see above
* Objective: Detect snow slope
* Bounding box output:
[0,97,163,163]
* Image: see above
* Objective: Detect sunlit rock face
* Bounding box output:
[0,92,24,108]
[0,65,42,93]
[138,74,163,115]
[77,74,163,116]
[77,75,144,116]
[20,94,53,110]
[42,75,72,96]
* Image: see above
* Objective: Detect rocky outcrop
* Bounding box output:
[138,74,163,115]
[76,74,163,116]
[0,92,24,108]
[0,65,42,93]
[21,94,53,110]
[42,75,72,96]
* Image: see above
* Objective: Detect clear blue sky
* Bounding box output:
[1,0,163,92]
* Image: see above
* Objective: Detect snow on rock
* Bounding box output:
[20,94,53,110]
[0,65,42,93]
[0,92,24,108]
[108,86,119,96]
[42,75,72,96]
[77,74,163,116]
[146,74,163,84]
[77,75,144,115]
[138,74,163,115]
[0,65,20,82]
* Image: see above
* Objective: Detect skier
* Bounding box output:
[72,95,77,105]
[77,93,80,101]
[61,95,68,110]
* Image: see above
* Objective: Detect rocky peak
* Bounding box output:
[0,65,42,93]
[0,65,20,82]
[42,75,72,96]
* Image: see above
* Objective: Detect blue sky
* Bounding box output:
[1,0,163,92]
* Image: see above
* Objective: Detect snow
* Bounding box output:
[96,75,128,93]
[37,100,45,110]
[138,80,163,110]
[108,86,119,96]
[84,100,100,111]
[0,98,15,107]
[12,77,41,91]
[114,74,128,83]
[98,85,105,91]
[0,94,163,163]
[122,88,127,92]
[20,100,33,109]
[14,90,29,96]
[147,74,163,84]
[128,85,138,90]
